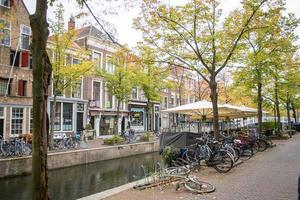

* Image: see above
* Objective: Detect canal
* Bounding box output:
[0,152,161,200]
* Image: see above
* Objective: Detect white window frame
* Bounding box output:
[71,77,83,99]
[0,18,11,47]
[0,0,10,8]
[104,83,114,109]
[106,55,114,74]
[20,24,31,50]
[10,107,24,136]
[91,80,102,108]
[92,51,103,70]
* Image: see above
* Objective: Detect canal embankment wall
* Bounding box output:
[0,141,159,178]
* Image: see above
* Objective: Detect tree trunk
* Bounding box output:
[209,77,219,138]
[116,100,120,134]
[49,94,56,150]
[30,0,51,199]
[274,82,281,134]
[286,96,291,135]
[146,100,152,131]
[257,81,263,134]
[291,102,297,122]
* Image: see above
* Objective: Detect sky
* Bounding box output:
[23,0,300,47]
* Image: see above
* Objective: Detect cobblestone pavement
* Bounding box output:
[104,134,300,200]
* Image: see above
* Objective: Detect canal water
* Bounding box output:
[0,152,161,200]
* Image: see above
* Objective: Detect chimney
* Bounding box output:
[68,16,75,30]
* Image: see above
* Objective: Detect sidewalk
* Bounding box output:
[98,134,300,200]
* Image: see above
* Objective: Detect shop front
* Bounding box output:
[130,107,146,132]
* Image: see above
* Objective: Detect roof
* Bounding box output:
[48,34,82,50]
[74,25,115,42]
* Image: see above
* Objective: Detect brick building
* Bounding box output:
[0,0,33,140]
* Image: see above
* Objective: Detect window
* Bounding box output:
[0,19,10,46]
[164,97,168,108]
[106,56,114,74]
[29,109,33,133]
[72,58,80,65]
[11,108,23,135]
[93,52,102,70]
[105,87,113,109]
[0,78,10,96]
[20,25,31,50]
[170,96,175,106]
[92,81,101,107]
[71,80,82,98]
[18,80,27,96]
[63,103,73,131]
[50,102,61,131]
[10,50,20,67]
[131,109,144,127]
[0,0,10,7]
[131,88,137,99]
[0,107,3,117]
[141,90,147,101]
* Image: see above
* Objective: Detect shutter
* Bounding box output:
[18,80,24,96]
[21,51,29,67]
[9,0,14,7]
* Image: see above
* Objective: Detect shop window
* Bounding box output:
[50,102,61,131]
[11,107,23,135]
[29,109,33,133]
[0,78,10,96]
[20,25,31,50]
[18,80,27,96]
[100,116,115,135]
[131,111,144,127]
[0,19,10,46]
[63,103,73,131]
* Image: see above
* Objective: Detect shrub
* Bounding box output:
[262,122,278,130]
[140,133,150,142]
[103,135,125,145]
[85,123,93,130]
[161,146,180,166]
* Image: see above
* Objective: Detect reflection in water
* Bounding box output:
[0,152,161,200]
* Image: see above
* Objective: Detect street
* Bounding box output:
[104,134,300,200]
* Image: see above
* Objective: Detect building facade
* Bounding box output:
[0,0,33,140]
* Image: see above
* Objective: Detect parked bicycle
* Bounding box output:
[0,136,32,158]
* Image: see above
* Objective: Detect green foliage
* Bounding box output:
[262,122,278,130]
[48,3,94,96]
[85,123,93,130]
[140,132,150,142]
[161,146,180,167]
[103,135,125,145]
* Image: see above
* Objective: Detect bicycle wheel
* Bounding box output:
[211,150,233,173]
[257,139,267,152]
[239,147,253,161]
[184,176,215,194]
[251,142,259,155]
[164,167,190,177]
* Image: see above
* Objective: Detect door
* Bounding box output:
[0,119,3,137]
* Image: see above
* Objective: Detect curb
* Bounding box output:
[77,178,146,200]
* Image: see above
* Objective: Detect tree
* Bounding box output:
[30,0,51,199]
[232,1,299,133]
[48,3,93,149]
[134,0,269,137]
[97,48,138,134]
[136,46,172,131]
